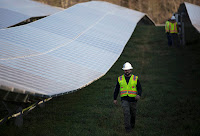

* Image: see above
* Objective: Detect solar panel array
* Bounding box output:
[0,1,150,97]
[184,2,200,33]
[0,0,62,29]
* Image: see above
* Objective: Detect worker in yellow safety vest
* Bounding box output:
[165,18,172,46]
[113,62,142,133]
[169,16,179,47]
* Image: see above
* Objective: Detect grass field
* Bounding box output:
[1,26,200,136]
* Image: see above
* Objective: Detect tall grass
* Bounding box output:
[1,26,200,136]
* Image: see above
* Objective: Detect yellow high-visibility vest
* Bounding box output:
[169,22,178,33]
[165,21,170,33]
[118,74,138,97]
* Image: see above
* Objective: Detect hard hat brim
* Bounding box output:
[122,67,133,70]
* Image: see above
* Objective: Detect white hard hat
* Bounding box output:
[122,62,133,70]
[171,16,176,20]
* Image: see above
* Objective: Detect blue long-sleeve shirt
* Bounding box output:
[114,75,142,102]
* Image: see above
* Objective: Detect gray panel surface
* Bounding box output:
[0,8,30,28]
[0,0,63,29]
[185,2,200,32]
[0,1,151,97]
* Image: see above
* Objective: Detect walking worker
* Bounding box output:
[165,18,172,46]
[113,62,142,133]
[169,16,179,46]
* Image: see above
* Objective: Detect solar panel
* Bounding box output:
[0,1,154,97]
[0,0,63,29]
[184,2,200,33]
[0,8,29,29]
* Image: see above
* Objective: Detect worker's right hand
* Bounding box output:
[135,95,141,101]
[113,100,117,105]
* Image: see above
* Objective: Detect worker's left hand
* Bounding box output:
[113,100,118,105]
[135,95,140,100]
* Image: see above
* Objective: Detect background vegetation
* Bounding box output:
[35,0,200,24]
[1,25,200,135]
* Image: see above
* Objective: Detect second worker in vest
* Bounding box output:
[165,18,172,46]
[113,62,142,133]
[169,16,179,47]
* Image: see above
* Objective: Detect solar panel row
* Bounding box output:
[0,1,151,97]
[184,2,200,33]
[0,0,63,29]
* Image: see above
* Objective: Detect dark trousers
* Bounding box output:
[121,100,137,130]
[166,32,172,46]
[171,33,179,47]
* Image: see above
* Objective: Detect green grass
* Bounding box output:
[1,26,200,136]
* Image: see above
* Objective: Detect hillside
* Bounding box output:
[35,0,200,24]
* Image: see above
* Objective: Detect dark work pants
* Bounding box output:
[171,33,179,47]
[166,32,172,46]
[121,100,137,130]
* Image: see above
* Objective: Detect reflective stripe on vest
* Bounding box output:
[119,75,123,81]
[120,91,127,95]
[169,22,178,33]
[118,74,138,97]
[121,90,137,95]
[165,21,170,32]
[133,75,136,81]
